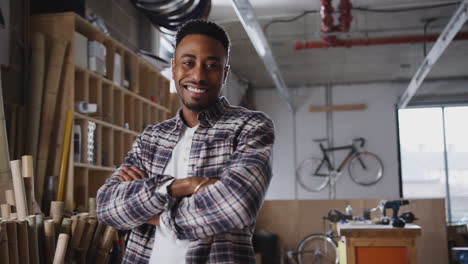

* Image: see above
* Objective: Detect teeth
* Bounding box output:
[187,86,206,94]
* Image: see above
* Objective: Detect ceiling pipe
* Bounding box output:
[320,0,353,43]
[230,0,294,112]
[294,32,468,49]
[339,0,352,32]
[321,0,335,34]
[398,0,468,108]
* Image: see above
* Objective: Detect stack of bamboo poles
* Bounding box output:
[25,32,72,210]
[0,156,122,263]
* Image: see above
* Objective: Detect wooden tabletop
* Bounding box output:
[338,223,422,238]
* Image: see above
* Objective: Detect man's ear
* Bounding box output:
[171,58,175,75]
[223,64,230,84]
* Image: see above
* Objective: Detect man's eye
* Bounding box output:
[206,64,220,69]
[182,61,194,67]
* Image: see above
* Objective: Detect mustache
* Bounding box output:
[180,79,208,86]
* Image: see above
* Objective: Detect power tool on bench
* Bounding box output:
[378,200,410,228]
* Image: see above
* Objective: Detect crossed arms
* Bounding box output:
[96,113,274,240]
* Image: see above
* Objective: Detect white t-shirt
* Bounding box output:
[149,124,198,264]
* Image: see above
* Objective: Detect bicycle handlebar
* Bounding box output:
[353,137,365,147]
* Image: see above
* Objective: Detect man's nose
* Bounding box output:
[191,65,206,83]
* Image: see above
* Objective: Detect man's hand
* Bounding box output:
[146,215,160,226]
[168,177,218,198]
[118,165,146,181]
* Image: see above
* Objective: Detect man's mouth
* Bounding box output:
[184,85,208,94]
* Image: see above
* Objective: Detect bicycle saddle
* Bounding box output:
[313,138,328,143]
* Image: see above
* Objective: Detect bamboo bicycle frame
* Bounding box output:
[313,138,366,176]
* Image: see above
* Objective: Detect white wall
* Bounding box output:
[256,82,405,200]
[0,0,9,65]
[222,70,247,106]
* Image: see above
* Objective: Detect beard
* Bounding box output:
[181,97,212,112]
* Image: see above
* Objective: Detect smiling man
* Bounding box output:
[96,20,275,264]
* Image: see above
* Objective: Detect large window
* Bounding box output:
[399,106,468,224]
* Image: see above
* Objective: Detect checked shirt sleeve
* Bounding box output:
[161,112,275,239]
[96,128,175,230]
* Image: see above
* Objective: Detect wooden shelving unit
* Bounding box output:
[31,12,172,212]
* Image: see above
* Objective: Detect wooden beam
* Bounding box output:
[309,104,367,112]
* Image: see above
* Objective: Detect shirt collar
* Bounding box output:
[173,96,230,131]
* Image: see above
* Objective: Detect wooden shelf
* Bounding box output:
[74,112,139,136]
[74,163,116,172]
[31,12,173,212]
[75,64,170,113]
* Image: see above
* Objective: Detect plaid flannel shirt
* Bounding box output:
[96,97,275,263]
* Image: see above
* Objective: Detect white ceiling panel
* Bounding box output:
[209,0,468,88]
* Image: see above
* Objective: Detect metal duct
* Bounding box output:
[398,0,468,108]
[231,0,294,112]
[129,0,211,32]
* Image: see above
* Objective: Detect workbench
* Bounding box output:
[338,223,422,264]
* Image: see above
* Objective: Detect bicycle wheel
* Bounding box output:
[296,158,330,192]
[296,233,338,264]
[348,152,384,186]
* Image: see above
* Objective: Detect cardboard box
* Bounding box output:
[74,32,88,68]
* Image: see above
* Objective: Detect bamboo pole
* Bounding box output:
[86,222,105,264]
[23,177,33,214]
[71,215,78,235]
[67,218,86,262]
[74,248,86,264]
[79,219,97,257]
[77,212,89,221]
[1,204,10,218]
[10,160,28,219]
[36,214,45,264]
[95,225,117,264]
[88,198,96,217]
[27,215,40,264]
[17,220,30,264]
[15,105,27,159]
[53,233,69,264]
[27,32,46,166]
[22,155,38,215]
[6,220,19,264]
[5,189,15,212]
[43,175,57,216]
[50,57,73,187]
[50,201,64,236]
[0,221,9,264]
[59,217,71,235]
[6,104,16,158]
[56,110,73,202]
[36,38,68,206]
[44,219,56,264]
[0,71,11,182]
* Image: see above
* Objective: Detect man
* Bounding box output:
[96,19,275,263]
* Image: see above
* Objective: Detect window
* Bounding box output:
[399,106,468,224]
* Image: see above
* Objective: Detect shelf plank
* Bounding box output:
[309,104,367,112]
[74,162,116,172]
[75,65,170,113]
[74,112,140,136]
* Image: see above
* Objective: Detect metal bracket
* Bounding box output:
[398,0,468,108]
[230,0,294,112]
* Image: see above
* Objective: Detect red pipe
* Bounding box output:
[294,32,468,50]
[339,0,352,32]
[321,0,353,42]
[321,0,335,33]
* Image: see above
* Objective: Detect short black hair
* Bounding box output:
[175,19,230,55]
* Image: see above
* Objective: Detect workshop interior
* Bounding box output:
[0,0,468,263]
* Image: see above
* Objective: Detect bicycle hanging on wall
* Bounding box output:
[296,137,384,192]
